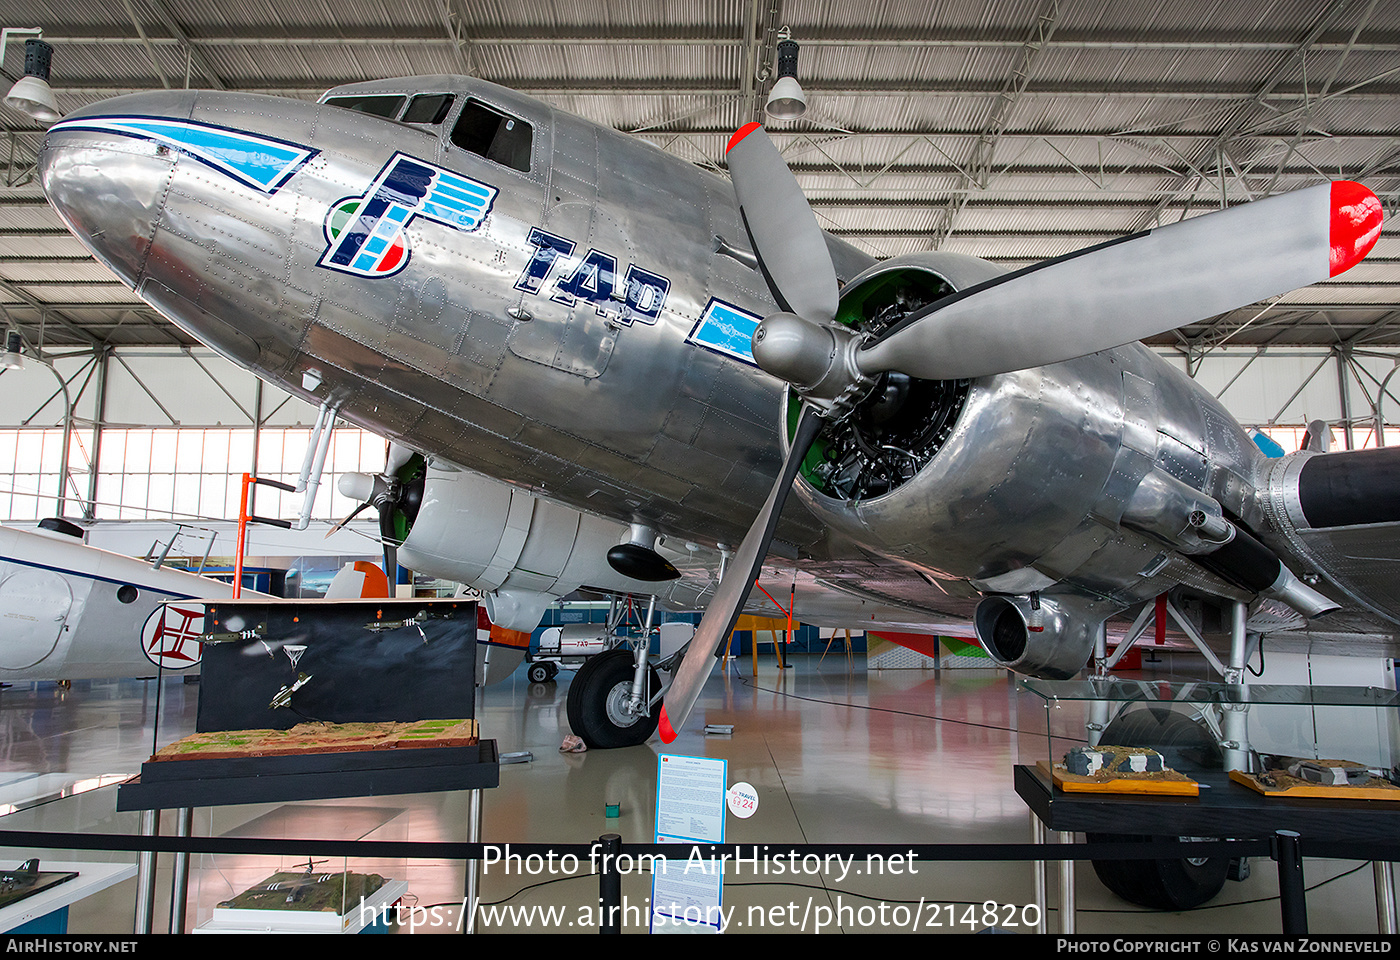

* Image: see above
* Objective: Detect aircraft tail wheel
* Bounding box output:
[565,649,661,749]
[1087,709,1231,910]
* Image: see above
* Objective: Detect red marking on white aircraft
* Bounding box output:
[141,603,206,668]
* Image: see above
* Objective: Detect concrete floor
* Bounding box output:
[0,652,1388,934]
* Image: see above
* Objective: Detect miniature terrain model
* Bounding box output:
[151,720,479,761]
[1231,755,1400,799]
[1051,745,1198,795]
[217,869,385,914]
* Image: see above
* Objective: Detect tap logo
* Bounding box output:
[320,152,498,278]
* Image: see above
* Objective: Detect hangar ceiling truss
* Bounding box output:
[0,0,1393,367]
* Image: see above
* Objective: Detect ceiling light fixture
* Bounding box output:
[765,28,806,122]
[3,29,61,124]
[2,330,24,370]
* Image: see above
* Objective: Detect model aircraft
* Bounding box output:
[0,521,241,680]
[35,76,1393,759]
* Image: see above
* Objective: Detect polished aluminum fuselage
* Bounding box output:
[41,81,858,553]
[39,76,1383,635]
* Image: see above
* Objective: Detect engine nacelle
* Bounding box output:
[788,252,1147,589]
[398,463,712,631]
[784,251,1300,614]
[1252,446,1400,625]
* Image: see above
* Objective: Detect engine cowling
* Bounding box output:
[396,463,714,631]
[785,251,1136,590]
[783,252,1336,679]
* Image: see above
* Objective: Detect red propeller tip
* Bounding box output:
[658,706,677,743]
[1330,181,1383,277]
[726,122,763,155]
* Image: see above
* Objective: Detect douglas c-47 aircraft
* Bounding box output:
[36,77,1393,767]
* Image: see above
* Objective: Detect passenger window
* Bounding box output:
[323,94,406,119]
[451,101,532,173]
[402,94,455,125]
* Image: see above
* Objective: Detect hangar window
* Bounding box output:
[402,94,455,125]
[323,94,406,119]
[450,100,531,173]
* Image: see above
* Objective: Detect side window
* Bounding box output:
[322,94,406,119]
[450,101,532,173]
[402,94,455,125]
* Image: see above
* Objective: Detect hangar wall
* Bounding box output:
[0,344,1397,527]
[0,347,382,524]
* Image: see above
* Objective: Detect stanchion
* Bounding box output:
[598,834,622,934]
[1273,830,1308,934]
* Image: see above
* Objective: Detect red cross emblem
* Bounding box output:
[141,603,206,669]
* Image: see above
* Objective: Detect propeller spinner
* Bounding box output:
[333,444,424,580]
[657,123,1383,743]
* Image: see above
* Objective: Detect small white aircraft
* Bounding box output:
[0,521,241,682]
[0,520,531,688]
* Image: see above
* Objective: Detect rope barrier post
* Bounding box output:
[598,834,622,933]
[1273,830,1308,934]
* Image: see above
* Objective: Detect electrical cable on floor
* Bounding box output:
[416,868,592,908]
[731,665,1088,745]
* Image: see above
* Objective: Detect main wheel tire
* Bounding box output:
[565,650,661,749]
[1088,709,1230,910]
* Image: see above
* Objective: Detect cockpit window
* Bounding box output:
[451,100,532,173]
[323,94,406,119]
[402,94,455,125]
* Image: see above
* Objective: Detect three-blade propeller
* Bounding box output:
[656,123,1383,743]
[332,443,422,580]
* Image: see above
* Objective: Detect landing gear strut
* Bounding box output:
[1087,599,1254,910]
[565,649,661,749]
[564,594,665,749]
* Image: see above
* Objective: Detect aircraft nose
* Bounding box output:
[39,92,199,288]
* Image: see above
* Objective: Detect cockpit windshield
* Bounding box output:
[322,94,405,118]
[322,93,457,127]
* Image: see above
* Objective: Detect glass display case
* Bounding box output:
[1018,677,1400,795]
[190,803,411,934]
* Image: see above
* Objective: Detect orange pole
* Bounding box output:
[233,472,250,599]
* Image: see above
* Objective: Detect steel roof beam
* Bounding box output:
[38,32,1400,53]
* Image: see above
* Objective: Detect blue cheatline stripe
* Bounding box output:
[0,554,196,600]
[49,116,316,194]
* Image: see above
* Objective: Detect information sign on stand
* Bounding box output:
[651,754,727,933]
